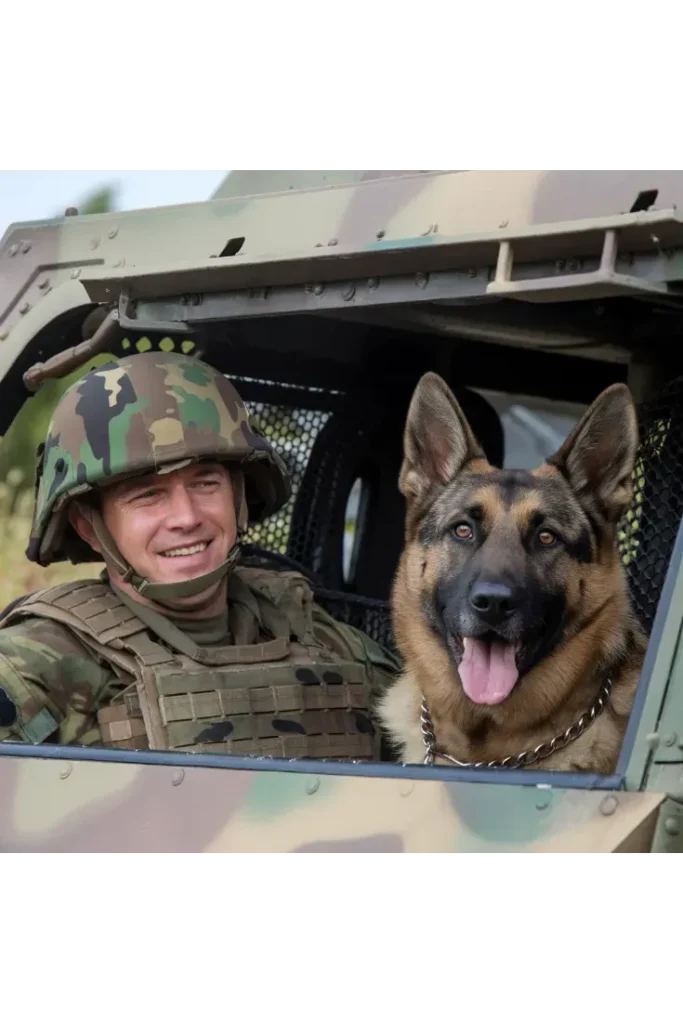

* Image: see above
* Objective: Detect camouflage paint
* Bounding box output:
[0,752,664,853]
[5,170,683,370]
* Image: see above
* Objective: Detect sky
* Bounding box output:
[0,171,228,236]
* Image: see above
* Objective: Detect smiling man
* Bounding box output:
[0,351,399,759]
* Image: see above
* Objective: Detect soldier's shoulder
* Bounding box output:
[236,563,312,592]
[0,609,97,662]
[0,579,111,664]
[311,601,402,675]
[236,561,402,674]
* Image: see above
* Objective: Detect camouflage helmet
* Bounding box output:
[27,350,291,574]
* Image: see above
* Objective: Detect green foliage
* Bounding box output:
[0,183,119,498]
[79,184,117,215]
[0,476,93,608]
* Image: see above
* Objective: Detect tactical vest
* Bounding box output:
[2,567,380,761]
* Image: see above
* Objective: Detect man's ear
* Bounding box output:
[67,500,102,555]
[547,383,638,522]
[399,372,487,502]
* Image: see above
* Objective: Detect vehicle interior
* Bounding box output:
[5,289,680,666]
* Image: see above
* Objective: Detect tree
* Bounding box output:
[0,183,119,503]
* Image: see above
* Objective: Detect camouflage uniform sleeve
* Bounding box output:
[0,617,122,747]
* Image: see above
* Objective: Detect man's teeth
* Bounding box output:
[161,542,208,558]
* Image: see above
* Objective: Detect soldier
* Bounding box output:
[0,351,400,759]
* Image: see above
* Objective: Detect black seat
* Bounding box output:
[288,380,504,599]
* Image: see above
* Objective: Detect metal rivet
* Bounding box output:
[71,268,81,279]
[421,223,437,235]
[499,218,509,228]
[171,768,185,787]
[646,732,660,749]
[38,278,50,291]
[367,278,379,290]
[313,283,324,296]
[59,763,72,780]
[535,784,552,810]
[114,258,125,268]
[89,238,100,250]
[376,229,385,239]
[19,302,30,315]
[400,781,414,798]
[664,816,680,836]
[8,244,19,257]
[108,228,118,239]
[328,238,338,246]
[305,777,320,795]
[600,795,618,816]
[415,272,429,288]
[21,242,31,254]
[65,207,79,216]
[342,282,355,301]
[0,332,7,342]
[664,733,677,747]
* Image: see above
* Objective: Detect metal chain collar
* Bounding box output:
[420,677,613,769]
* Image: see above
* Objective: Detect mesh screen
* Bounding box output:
[618,374,683,635]
[242,399,331,557]
[234,379,396,649]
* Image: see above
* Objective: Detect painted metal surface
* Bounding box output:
[0,750,664,853]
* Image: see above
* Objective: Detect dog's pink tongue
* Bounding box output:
[459,637,519,705]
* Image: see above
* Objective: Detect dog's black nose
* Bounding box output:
[469,581,518,625]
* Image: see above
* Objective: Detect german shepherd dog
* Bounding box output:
[378,374,647,773]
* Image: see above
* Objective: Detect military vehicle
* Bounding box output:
[1,169,682,852]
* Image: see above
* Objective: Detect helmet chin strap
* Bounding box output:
[83,467,249,608]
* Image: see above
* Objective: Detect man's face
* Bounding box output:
[99,461,237,587]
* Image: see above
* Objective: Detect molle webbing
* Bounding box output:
[97,679,373,759]
[23,580,146,645]
[7,575,377,761]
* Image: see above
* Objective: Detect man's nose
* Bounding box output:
[165,484,201,528]
[469,579,519,627]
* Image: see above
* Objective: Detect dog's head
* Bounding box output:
[396,373,638,708]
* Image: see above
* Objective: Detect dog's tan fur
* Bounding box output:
[378,375,647,773]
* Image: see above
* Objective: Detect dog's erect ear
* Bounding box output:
[547,383,638,522]
[399,372,486,501]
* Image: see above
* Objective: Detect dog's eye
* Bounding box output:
[538,529,557,546]
[453,522,473,540]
